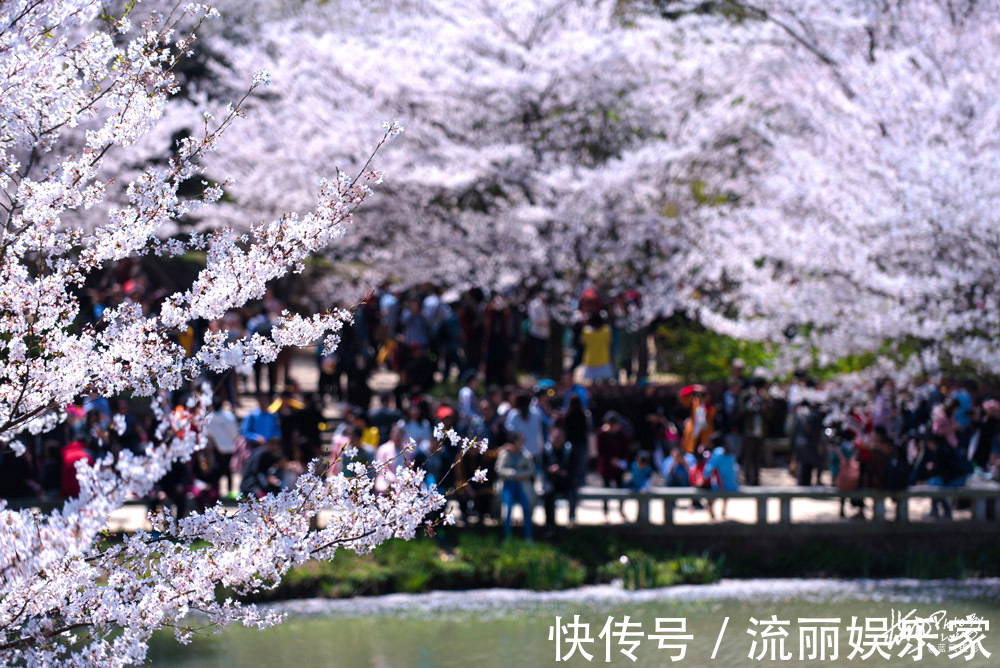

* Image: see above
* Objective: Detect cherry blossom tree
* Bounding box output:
[198,0,1000,378]
[0,2,485,664]
[675,0,1000,377]
[169,0,763,323]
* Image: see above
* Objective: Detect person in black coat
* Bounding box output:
[294,392,325,464]
[541,423,574,537]
[971,400,1000,471]
[563,394,590,525]
[791,401,823,486]
[239,439,284,498]
[922,435,966,519]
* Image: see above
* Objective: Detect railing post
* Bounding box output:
[637,494,650,525]
[663,498,674,526]
[895,496,909,523]
[779,498,791,525]
[973,498,987,522]
[873,497,885,523]
[757,496,768,525]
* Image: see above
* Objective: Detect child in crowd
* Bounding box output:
[628,451,654,493]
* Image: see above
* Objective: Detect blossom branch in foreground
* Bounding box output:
[0,1,429,665]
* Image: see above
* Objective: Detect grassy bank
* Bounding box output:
[222,524,1000,603]
[232,528,720,603]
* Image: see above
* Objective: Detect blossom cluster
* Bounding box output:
[170,0,1000,378]
[0,1,415,664]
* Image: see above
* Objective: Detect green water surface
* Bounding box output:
[148,585,1000,668]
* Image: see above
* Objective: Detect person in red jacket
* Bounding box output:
[596,413,630,517]
[60,441,94,499]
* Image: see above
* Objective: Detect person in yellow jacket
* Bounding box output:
[581,313,614,382]
[353,411,381,449]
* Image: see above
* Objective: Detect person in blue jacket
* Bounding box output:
[703,436,739,519]
[241,393,281,445]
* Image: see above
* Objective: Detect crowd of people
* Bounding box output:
[313,283,646,412]
[3,270,1000,533]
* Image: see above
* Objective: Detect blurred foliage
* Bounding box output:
[654,315,773,382]
[455,534,587,591]
[137,525,1000,606]
[651,316,1000,384]
[228,533,588,602]
[598,549,721,590]
[809,351,880,382]
[220,529,1000,602]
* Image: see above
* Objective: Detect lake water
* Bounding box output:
[149,579,1000,667]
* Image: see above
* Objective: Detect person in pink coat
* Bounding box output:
[374,422,415,493]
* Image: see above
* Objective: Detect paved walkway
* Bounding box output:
[105,349,968,531]
[107,476,964,533]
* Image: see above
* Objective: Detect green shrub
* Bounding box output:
[454,534,585,590]
[601,550,720,590]
[376,539,438,592]
[660,554,719,586]
[454,533,501,579]
[493,539,586,590]
[223,533,727,603]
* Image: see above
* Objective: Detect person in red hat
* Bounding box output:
[436,404,458,436]
[579,288,600,313]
